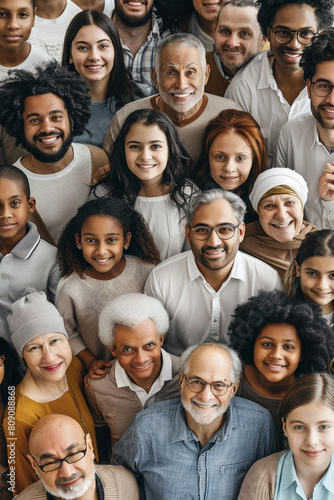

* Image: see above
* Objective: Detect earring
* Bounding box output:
[124,246,128,250]
[77,245,81,250]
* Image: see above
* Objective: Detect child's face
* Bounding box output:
[69,24,115,84]
[0,177,35,249]
[75,215,131,280]
[0,0,35,52]
[125,122,169,189]
[297,256,334,315]
[208,130,253,192]
[283,401,334,475]
[253,322,301,385]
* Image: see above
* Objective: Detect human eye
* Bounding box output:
[212,382,227,391]
[145,342,156,349]
[0,12,8,17]
[189,379,205,389]
[52,115,62,121]
[240,31,251,38]
[236,155,246,162]
[50,338,62,346]
[285,200,295,206]
[122,346,133,353]
[277,29,291,38]
[263,203,275,210]
[261,342,273,348]
[217,225,234,236]
[84,237,96,243]
[77,45,88,51]
[107,237,117,243]
[299,30,314,39]
[294,424,305,430]
[19,12,29,18]
[219,29,230,36]
[283,344,294,350]
[11,200,21,208]
[186,69,196,76]
[151,144,162,150]
[306,270,317,277]
[129,144,140,150]
[319,424,330,431]
[317,82,331,90]
[166,69,176,76]
[27,345,41,352]
[329,273,334,279]
[29,117,40,124]
[213,153,226,161]
[99,43,109,49]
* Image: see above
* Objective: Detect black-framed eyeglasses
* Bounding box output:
[30,435,87,472]
[0,355,5,368]
[270,27,317,45]
[184,376,233,396]
[189,223,241,241]
[311,81,334,98]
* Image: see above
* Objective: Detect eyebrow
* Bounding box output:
[259,335,298,343]
[192,223,236,227]
[26,109,64,119]
[289,419,334,425]
[126,140,164,145]
[163,62,200,69]
[82,232,120,236]
[273,24,316,30]
[75,38,110,45]
[304,267,334,273]
[39,442,81,461]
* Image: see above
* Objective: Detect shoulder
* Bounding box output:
[96,464,139,497]
[280,113,315,137]
[134,398,181,424]
[114,96,154,120]
[147,252,189,276]
[237,251,280,275]
[205,92,242,111]
[230,396,273,420]
[86,144,109,168]
[125,255,154,272]
[15,479,46,499]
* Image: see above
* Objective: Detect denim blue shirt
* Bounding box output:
[112,397,277,500]
[274,450,334,500]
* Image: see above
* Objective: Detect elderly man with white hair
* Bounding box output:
[85,293,180,449]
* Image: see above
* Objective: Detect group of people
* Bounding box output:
[1,0,334,499]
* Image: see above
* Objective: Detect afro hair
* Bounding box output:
[228,289,334,376]
[0,61,91,146]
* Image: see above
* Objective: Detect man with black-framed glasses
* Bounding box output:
[277,28,334,230]
[226,0,334,168]
[145,189,281,356]
[16,414,139,500]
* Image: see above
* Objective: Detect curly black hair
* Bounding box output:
[301,28,334,81]
[257,0,334,36]
[57,197,160,278]
[0,61,91,146]
[228,289,334,375]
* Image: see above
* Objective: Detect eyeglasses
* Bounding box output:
[311,81,334,98]
[189,223,241,241]
[270,28,317,45]
[30,435,87,472]
[0,355,5,368]
[184,376,233,396]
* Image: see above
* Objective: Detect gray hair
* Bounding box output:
[179,343,242,384]
[98,293,169,348]
[185,189,246,226]
[154,33,206,75]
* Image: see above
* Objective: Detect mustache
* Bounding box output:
[56,472,84,488]
[201,245,226,252]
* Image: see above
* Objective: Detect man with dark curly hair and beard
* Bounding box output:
[226,0,334,168]
[0,61,109,244]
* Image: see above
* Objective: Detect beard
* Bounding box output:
[43,468,95,500]
[114,0,153,27]
[311,102,334,130]
[182,395,228,425]
[22,132,73,163]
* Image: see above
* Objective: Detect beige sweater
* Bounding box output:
[15,464,139,499]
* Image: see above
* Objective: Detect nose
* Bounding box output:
[226,33,239,48]
[96,241,108,255]
[176,72,188,90]
[223,158,236,173]
[315,274,330,290]
[88,47,100,61]
[41,345,57,363]
[206,228,222,247]
[325,88,334,106]
[134,349,147,364]
[7,15,20,30]
[39,117,55,133]
[139,146,152,161]
[286,32,301,50]
[0,205,12,219]
[305,428,319,447]
[269,345,284,359]
[274,202,288,221]
[57,459,76,479]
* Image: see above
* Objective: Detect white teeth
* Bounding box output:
[324,108,334,114]
[41,137,58,143]
[272,221,291,228]
[267,364,284,369]
[283,52,300,58]
[95,258,110,262]
[225,51,242,55]
[196,403,215,408]
[87,65,103,69]
[173,93,191,97]
[138,164,155,169]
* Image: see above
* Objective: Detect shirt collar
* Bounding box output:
[213,51,232,80]
[2,221,40,259]
[187,250,246,285]
[257,51,278,91]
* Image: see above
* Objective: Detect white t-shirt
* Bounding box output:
[0,45,52,80]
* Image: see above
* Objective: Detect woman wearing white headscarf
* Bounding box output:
[240,168,318,278]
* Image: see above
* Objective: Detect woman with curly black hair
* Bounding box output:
[228,289,334,444]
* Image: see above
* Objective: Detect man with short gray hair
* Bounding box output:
[113,342,277,499]
[103,32,240,162]
[85,293,180,448]
[145,189,282,355]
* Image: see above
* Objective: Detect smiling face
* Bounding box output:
[180,346,237,427]
[155,44,209,120]
[209,130,253,191]
[0,0,35,53]
[69,24,115,86]
[114,0,153,28]
[110,318,163,391]
[283,401,334,476]
[192,0,221,23]
[268,4,318,76]
[307,60,334,130]
[215,4,263,74]
[125,122,169,190]
[22,93,73,163]
[258,193,304,242]
[186,198,245,277]
[23,333,72,384]
[28,418,96,500]
[0,177,35,251]
[296,255,334,315]
[76,215,131,280]
[253,323,301,387]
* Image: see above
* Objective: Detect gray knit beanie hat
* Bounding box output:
[8,289,68,357]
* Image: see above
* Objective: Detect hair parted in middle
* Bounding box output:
[57,197,160,278]
[301,27,334,82]
[228,289,334,375]
[193,109,267,195]
[94,108,193,210]
[0,61,91,146]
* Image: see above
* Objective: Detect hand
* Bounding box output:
[92,163,110,185]
[84,359,111,387]
[319,163,334,201]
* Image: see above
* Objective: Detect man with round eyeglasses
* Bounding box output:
[112,343,277,500]
[16,414,139,500]
[226,0,334,167]
[144,189,281,356]
[277,28,334,230]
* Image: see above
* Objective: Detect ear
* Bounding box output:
[231,381,239,397]
[204,63,210,85]
[282,418,287,437]
[28,197,36,213]
[151,67,158,90]
[295,262,300,278]
[75,232,81,249]
[260,34,267,48]
[186,224,191,245]
[179,373,184,391]
[27,454,39,478]
[306,79,311,99]
[124,231,132,250]
[159,335,164,347]
[238,222,246,243]
[109,345,117,358]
